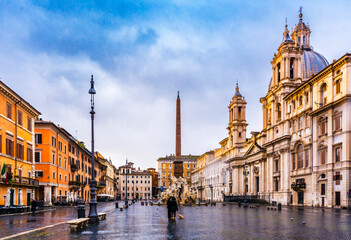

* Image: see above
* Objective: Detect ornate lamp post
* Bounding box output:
[243,161,249,208]
[88,75,99,224]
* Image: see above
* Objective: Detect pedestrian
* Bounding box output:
[166,196,172,220]
[169,196,178,222]
[31,198,37,215]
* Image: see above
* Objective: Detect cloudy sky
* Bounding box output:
[1,0,350,169]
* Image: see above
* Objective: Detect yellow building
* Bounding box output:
[157,154,199,189]
[0,81,40,206]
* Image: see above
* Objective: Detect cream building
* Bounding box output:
[197,11,351,208]
[223,12,351,208]
[117,162,152,200]
[191,149,226,202]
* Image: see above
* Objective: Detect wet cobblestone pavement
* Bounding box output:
[0,201,117,238]
[9,202,351,240]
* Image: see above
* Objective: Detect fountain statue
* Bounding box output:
[160,175,197,205]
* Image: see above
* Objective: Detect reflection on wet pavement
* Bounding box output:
[5,202,351,239]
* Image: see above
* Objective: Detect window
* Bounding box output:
[305,92,309,104]
[65,175,67,181]
[35,134,42,144]
[27,147,32,162]
[320,83,327,106]
[320,148,327,165]
[292,153,296,170]
[35,171,43,177]
[6,139,14,157]
[238,132,242,138]
[304,149,309,167]
[334,172,342,185]
[27,117,32,131]
[52,153,55,164]
[53,171,56,179]
[187,171,190,178]
[187,164,190,169]
[238,107,242,120]
[335,79,341,94]
[277,62,281,82]
[334,146,341,162]
[319,118,327,135]
[321,183,325,196]
[35,152,41,162]
[64,145,66,153]
[277,103,281,121]
[52,136,56,147]
[333,112,342,132]
[59,173,62,180]
[17,143,24,160]
[299,96,303,106]
[298,116,303,130]
[6,102,12,119]
[59,141,62,151]
[18,110,23,126]
[64,159,67,169]
[274,158,279,172]
[58,156,61,166]
[290,58,294,79]
[59,190,62,196]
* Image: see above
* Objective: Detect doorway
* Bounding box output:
[27,192,31,206]
[255,177,259,194]
[10,189,14,206]
[298,192,304,205]
[335,192,341,206]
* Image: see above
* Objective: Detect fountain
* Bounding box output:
[160,175,197,205]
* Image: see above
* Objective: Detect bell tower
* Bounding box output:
[227,82,247,147]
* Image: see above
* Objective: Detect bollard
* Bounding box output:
[238,201,241,207]
[77,205,85,218]
[141,201,144,206]
[116,202,119,208]
[120,207,123,211]
[278,203,282,211]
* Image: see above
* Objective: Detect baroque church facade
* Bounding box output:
[221,12,350,207]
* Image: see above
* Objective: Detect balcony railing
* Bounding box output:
[69,181,81,187]
[70,163,78,171]
[99,179,106,186]
[0,177,39,187]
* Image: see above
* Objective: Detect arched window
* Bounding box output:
[320,83,327,106]
[297,144,304,169]
[277,63,281,82]
[277,103,281,121]
[299,96,303,106]
[290,58,294,79]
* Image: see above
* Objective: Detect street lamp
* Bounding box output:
[88,75,99,223]
[243,161,249,208]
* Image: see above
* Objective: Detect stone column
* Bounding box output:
[44,186,52,206]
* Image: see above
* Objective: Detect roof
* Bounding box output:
[0,80,41,116]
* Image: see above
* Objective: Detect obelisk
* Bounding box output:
[173,91,183,178]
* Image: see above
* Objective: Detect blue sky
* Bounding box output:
[1,0,350,169]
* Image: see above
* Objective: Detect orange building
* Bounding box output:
[66,137,92,203]
[0,81,41,206]
[34,120,71,205]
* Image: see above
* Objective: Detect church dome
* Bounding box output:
[301,49,329,79]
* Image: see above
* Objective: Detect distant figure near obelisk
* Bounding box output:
[173,91,183,178]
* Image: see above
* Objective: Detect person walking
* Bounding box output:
[166,196,172,220]
[169,196,178,222]
[30,198,37,216]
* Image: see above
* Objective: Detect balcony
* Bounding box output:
[0,177,39,187]
[70,163,78,171]
[69,181,81,189]
[99,179,106,186]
